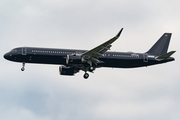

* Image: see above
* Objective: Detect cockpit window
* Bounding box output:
[11,49,17,52]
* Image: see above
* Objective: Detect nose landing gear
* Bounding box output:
[21,63,25,71]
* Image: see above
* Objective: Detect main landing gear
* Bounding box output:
[21,63,25,71]
[89,66,94,72]
[83,66,95,79]
[83,72,89,79]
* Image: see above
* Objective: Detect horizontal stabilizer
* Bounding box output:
[155,51,176,61]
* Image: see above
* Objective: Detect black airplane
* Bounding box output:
[4,28,176,79]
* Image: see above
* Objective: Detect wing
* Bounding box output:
[81,28,123,65]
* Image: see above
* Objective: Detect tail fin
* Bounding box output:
[146,33,172,55]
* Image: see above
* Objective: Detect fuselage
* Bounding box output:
[4,47,174,68]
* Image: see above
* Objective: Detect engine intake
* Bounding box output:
[59,66,75,75]
[66,55,85,65]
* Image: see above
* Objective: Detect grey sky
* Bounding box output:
[0,0,180,120]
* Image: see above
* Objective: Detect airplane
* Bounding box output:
[4,28,176,79]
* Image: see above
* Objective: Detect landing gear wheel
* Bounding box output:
[89,66,94,71]
[83,73,89,79]
[21,62,25,71]
[21,67,25,71]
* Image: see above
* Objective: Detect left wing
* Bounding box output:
[81,28,123,65]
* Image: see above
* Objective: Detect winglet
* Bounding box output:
[116,28,123,38]
[155,51,176,61]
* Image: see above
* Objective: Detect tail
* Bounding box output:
[146,33,172,55]
[155,51,176,61]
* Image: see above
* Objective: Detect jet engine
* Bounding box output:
[66,55,86,65]
[59,66,75,75]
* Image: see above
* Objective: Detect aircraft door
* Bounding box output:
[22,47,27,55]
[143,54,148,62]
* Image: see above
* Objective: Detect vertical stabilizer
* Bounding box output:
[146,33,172,55]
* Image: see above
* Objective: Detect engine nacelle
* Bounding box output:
[66,55,85,65]
[59,66,75,75]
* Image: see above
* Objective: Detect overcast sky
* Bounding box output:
[0,0,180,120]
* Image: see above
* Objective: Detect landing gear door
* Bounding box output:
[143,54,148,62]
[22,47,27,55]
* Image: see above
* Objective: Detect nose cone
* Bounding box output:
[4,53,10,60]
